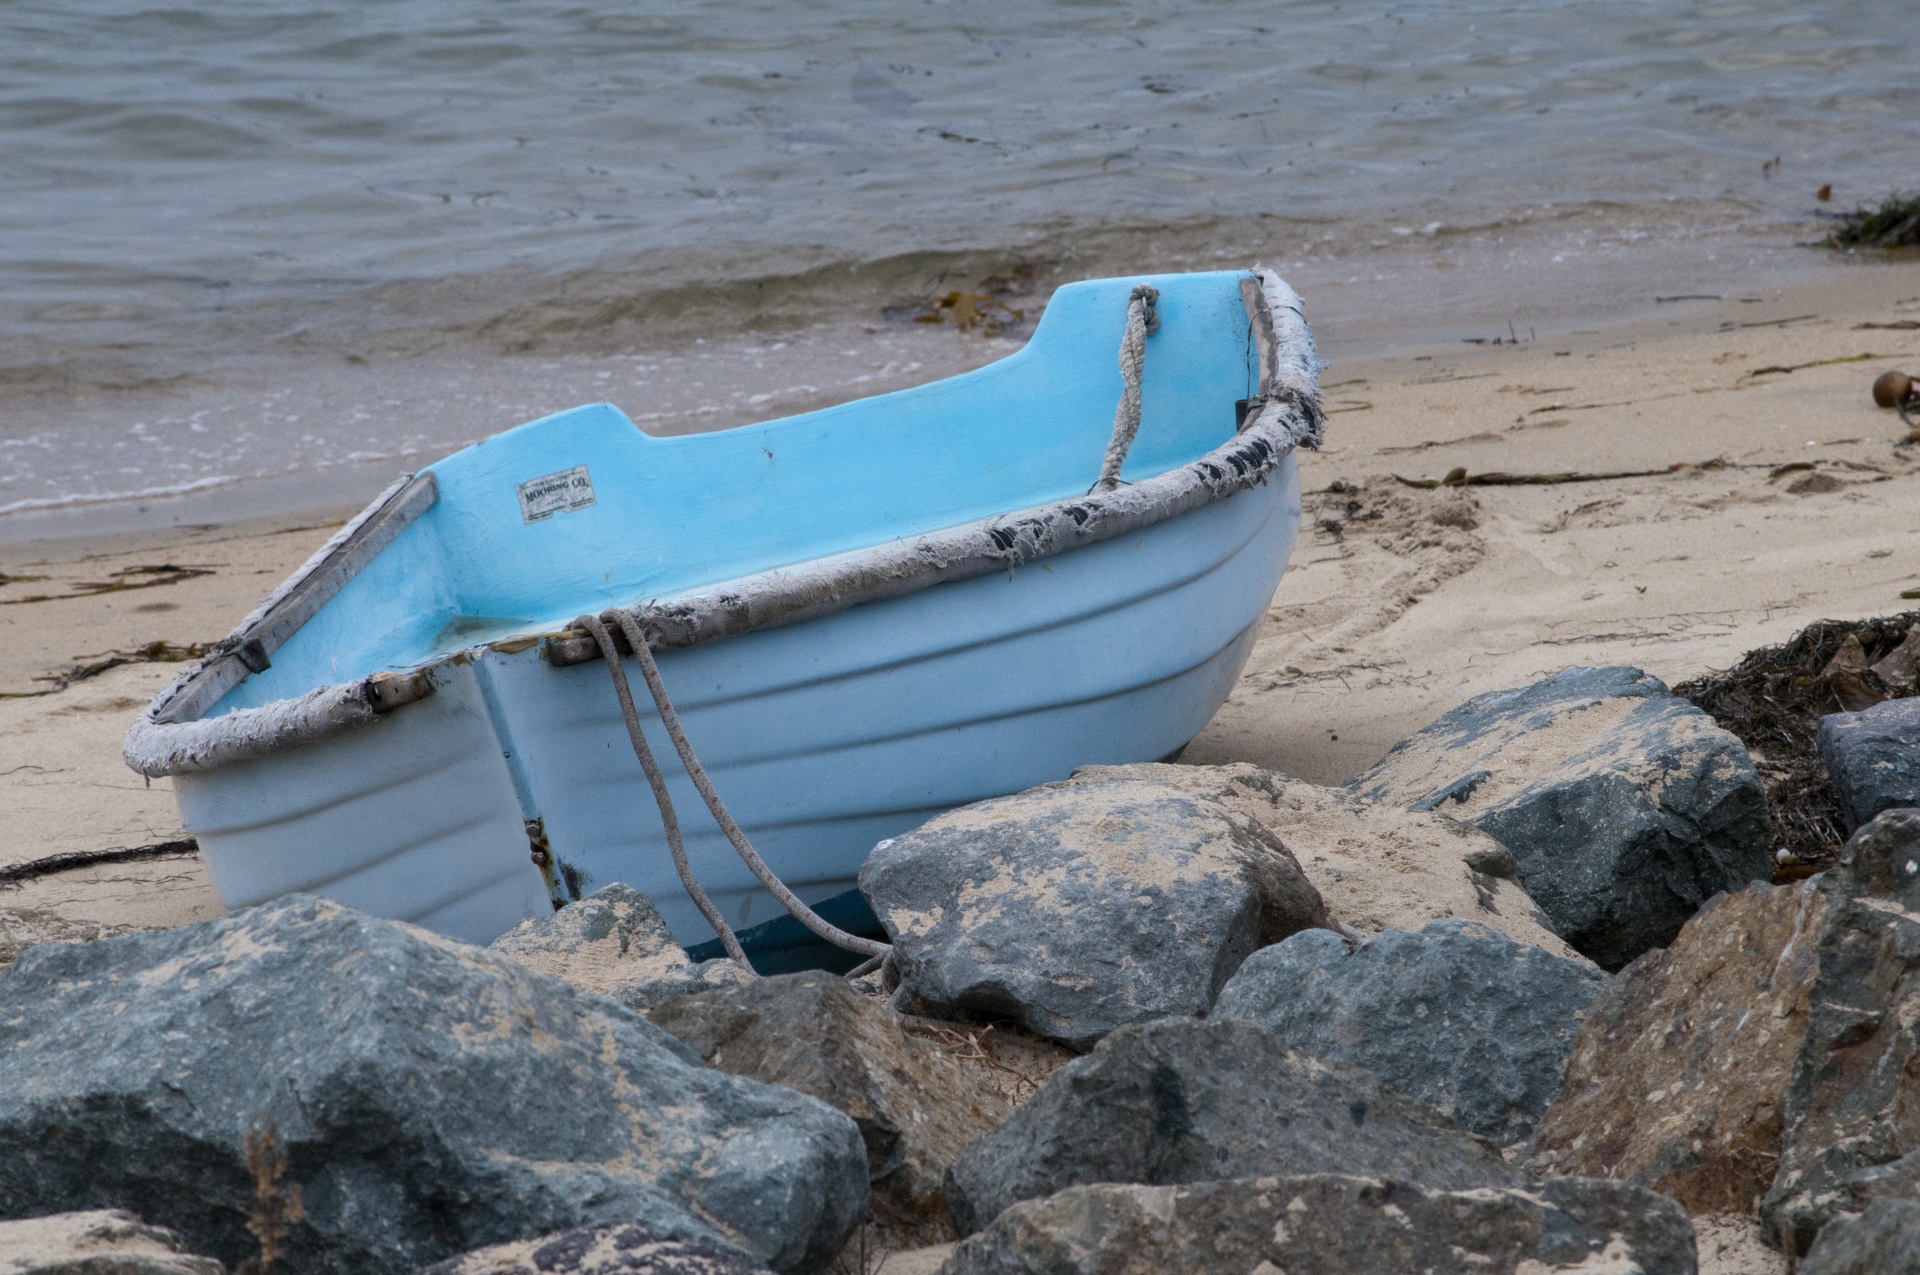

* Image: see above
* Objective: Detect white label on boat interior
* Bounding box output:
[516,465,596,522]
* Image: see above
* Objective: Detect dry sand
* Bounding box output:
[4,262,1918,940]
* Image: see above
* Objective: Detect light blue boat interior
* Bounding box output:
[212,271,1263,715]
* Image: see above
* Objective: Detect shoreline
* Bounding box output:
[1,218,1877,543]
[4,256,1917,936]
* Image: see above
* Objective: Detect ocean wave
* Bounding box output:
[0,474,242,518]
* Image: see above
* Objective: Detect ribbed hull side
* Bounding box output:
[176,456,1299,947]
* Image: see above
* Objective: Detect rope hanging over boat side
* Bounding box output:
[585,608,893,964]
[578,613,749,965]
[1094,283,1160,493]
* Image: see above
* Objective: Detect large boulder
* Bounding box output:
[1211,918,1606,1144]
[418,1222,769,1275]
[0,1211,221,1275]
[1063,763,1584,960]
[942,1017,1521,1237]
[0,895,866,1275]
[1763,810,1920,1253]
[648,971,1009,1239]
[942,1175,1697,1275]
[1346,665,1772,969]
[858,780,1329,1049]
[1818,699,1920,833]
[1800,1199,1920,1275]
[1530,876,1827,1214]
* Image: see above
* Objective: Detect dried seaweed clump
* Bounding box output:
[1822,190,1920,249]
[1675,612,1920,874]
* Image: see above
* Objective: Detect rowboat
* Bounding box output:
[124,268,1323,953]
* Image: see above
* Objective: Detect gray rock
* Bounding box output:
[1818,698,1920,833]
[1763,809,1920,1254]
[0,1210,223,1275]
[858,779,1328,1049]
[614,959,756,1014]
[489,883,697,996]
[943,1174,1697,1275]
[0,895,866,1275]
[942,1017,1521,1237]
[417,1222,768,1275]
[1801,1199,1920,1275]
[648,971,1009,1239]
[1211,918,1607,1144]
[1529,876,1828,1216]
[1346,665,1771,970]
[1061,763,1584,961]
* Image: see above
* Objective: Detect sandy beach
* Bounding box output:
[5,260,1918,944]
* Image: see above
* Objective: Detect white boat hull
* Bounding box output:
[176,455,1299,946]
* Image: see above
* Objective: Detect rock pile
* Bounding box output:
[16,659,1916,1274]
[0,896,865,1275]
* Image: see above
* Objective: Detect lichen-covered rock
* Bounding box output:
[859,780,1329,1049]
[942,1017,1520,1237]
[1063,763,1584,960]
[1530,877,1826,1214]
[1799,1199,1920,1275]
[1211,918,1606,1144]
[1763,810,1920,1254]
[1346,665,1772,970]
[0,1210,222,1275]
[648,971,1009,1240]
[489,883,695,995]
[0,895,866,1275]
[943,1175,1698,1275]
[1817,700,1920,833]
[417,1222,768,1275]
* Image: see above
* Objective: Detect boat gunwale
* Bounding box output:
[123,269,1320,779]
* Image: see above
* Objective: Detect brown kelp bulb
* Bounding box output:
[1873,370,1914,409]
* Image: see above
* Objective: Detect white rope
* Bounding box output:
[577,613,750,966]
[601,608,892,961]
[1094,284,1160,493]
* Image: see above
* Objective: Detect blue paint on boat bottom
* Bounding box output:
[685,887,888,975]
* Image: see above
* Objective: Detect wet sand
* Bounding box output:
[4,261,1918,938]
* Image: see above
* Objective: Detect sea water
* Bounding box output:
[2,0,1913,526]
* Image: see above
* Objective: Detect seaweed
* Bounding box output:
[1675,613,1920,875]
[1821,191,1920,250]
